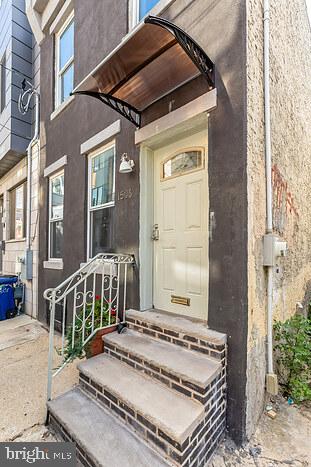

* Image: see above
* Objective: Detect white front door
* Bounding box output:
[153,131,208,321]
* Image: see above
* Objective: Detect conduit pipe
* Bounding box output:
[263,0,277,391]
[25,90,40,276]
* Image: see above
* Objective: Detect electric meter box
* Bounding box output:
[263,234,287,267]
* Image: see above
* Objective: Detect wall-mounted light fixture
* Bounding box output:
[119,153,135,174]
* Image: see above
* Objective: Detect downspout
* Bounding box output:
[263,0,278,393]
[25,90,40,277]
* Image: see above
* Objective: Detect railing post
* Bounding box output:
[47,291,56,401]
[123,263,128,323]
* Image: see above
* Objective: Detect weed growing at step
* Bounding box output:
[57,297,116,363]
[274,313,311,403]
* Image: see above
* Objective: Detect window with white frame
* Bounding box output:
[10,182,27,240]
[49,171,64,259]
[132,0,160,26]
[88,143,115,258]
[55,14,74,107]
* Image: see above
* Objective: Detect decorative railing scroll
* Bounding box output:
[45,253,134,401]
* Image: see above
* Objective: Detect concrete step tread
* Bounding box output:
[127,309,226,346]
[48,388,171,467]
[78,354,204,443]
[104,329,221,388]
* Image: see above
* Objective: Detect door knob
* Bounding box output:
[152,224,159,241]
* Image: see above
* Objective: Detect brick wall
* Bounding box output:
[246,0,311,437]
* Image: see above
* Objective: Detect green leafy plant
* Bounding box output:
[274,313,311,403]
[59,296,117,363]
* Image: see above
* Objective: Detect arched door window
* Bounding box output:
[161,148,205,181]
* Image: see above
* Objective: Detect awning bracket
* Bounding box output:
[72,91,142,128]
[144,16,215,89]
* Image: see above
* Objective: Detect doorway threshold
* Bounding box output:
[126,309,226,348]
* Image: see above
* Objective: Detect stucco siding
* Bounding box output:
[33,0,249,444]
[246,0,311,438]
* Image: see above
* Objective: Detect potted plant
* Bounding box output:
[60,296,117,363]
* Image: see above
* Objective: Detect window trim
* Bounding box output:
[130,0,175,29]
[55,11,74,109]
[48,169,64,261]
[87,141,116,260]
[10,182,27,241]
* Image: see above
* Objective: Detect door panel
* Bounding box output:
[153,131,208,320]
[162,187,176,231]
[163,248,176,291]
[185,180,202,230]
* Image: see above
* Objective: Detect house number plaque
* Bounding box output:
[117,188,133,201]
[171,295,190,306]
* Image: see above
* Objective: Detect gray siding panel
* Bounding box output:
[11,118,31,139]
[12,0,26,12]
[10,83,24,102]
[0,0,35,165]
[12,52,32,77]
[12,5,31,32]
[11,132,29,153]
[12,37,32,62]
[12,21,32,48]
[11,102,31,124]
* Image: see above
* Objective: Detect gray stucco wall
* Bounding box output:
[246,0,311,438]
[36,0,249,446]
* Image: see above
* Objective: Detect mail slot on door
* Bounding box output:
[171,295,190,306]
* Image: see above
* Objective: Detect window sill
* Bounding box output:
[5,238,26,244]
[43,260,63,270]
[50,94,75,121]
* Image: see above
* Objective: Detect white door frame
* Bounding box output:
[139,144,154,310]
[138,90,217,310]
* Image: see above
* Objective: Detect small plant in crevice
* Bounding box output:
[274,313,311,403]
[57,296,117,364]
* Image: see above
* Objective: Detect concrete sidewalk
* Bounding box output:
[212,399,311,466]
[0,315,78,442]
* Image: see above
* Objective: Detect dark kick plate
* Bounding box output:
[171,295,190,306]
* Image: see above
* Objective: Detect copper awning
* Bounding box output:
[72,16,215,128]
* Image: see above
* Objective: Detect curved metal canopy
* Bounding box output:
[72,16,215,128]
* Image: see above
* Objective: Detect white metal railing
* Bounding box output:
[44,253,134,401]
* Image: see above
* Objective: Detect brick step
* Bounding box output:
[126,309,227,364]
[77,354,225,466]
[104,329,222,404]
[48,387,171,467]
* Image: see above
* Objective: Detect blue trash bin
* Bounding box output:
[0,276,18,321]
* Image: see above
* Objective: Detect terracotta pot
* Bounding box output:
[85,326,117,359]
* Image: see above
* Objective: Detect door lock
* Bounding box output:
[152,224,159,241]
